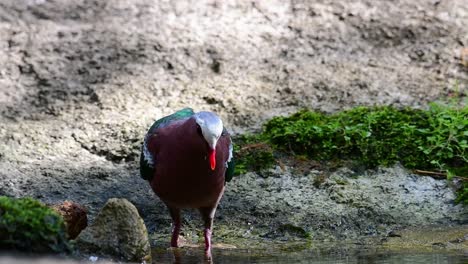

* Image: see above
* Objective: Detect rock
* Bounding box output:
[52,200,88,239]
[383,225,468,251]
[76,198,151,262]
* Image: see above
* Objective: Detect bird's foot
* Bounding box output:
[170,237,179,248]
[204,228,212,258]
[170,223,181,247]
[204,249,213,262]
[169,247,182,263]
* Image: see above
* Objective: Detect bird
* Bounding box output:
[140,108,234,258]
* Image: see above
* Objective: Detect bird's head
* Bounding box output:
[194,111,223,170]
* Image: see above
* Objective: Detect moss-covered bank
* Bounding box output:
[235,100,468,203]
[0,196,71,253]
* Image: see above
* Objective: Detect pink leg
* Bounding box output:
[204,227,212,254]
[171,221,181,247]
[199,206,216,258]
[167,206,181,248]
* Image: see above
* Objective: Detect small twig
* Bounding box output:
[453,175,468,181]
[413,169,446,177]
[239,142,269,151]
[413,169,468,181]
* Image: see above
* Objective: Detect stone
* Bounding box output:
[52,200,88,239]
[76,198,151,262]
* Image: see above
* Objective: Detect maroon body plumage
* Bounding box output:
[148,117,230,207]
[140,108,233,258]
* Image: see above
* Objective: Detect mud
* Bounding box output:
[0,0,467,250]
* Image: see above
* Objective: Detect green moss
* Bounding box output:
[0,196,71,253]
[234,134,276,175]
[259,101,467,203]
[264,105,466,168]
[231,99,467,203]
[278,224,312,239]
[455,182,468,205]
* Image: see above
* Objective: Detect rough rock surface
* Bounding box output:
[221,165,466,241]
[52,200,88,239]
[0,0,466,247]
[75,198,150,262]
[383,225,468,251]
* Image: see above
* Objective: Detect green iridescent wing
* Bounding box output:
[140,108,195,181]
[147,108,195,134]
[224,128,235,183]
[225,153,235,183]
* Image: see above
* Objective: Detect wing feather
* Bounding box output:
[223,129,235,183]
[139,108,195,181]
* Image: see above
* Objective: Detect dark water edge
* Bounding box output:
[154,248,468,264]
[1,247,467,264]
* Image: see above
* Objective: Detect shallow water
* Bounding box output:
[1,247,467,264]
[153,248,468,264]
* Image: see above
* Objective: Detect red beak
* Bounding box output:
[209,149,216,170]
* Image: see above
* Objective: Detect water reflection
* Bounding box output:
[153,247,468,264]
